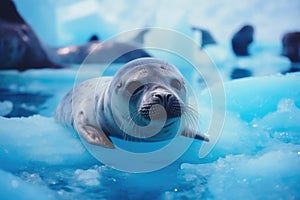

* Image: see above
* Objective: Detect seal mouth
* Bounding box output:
[163,121,175,128]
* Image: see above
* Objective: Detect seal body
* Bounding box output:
[55,77,115,148]
[0,0,61,70]
[55,58,209,148]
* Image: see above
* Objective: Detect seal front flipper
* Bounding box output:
[181,129,210,142]
[77,124,115,149]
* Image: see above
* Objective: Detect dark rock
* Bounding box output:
[231,68,252,79]
[231,25,254,56]
[191,26,217,48]
[282,31,300,63]
[89,34,100,42]
[0,0,63,70]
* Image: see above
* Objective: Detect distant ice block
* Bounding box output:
[202,43,291,80]
[235,54,290,77]
[0,101,13,117]
[14,0,112,46]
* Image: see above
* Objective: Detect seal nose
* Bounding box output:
[152,93,182,118]
[153,93,172,105]
[152,93,164,104]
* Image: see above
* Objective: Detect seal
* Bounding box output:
[55,58,209,148]
[0,0,62,70]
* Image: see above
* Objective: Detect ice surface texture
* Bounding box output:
[0,71,299,199]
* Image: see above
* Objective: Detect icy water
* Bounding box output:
[0,64,300,199]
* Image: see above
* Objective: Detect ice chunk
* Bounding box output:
[254,98,300,144]
[74,168,100,186]
[218,73,299,121]
[234,54,290,77]
[180,147,300,199]
[0,101,13,116]
[0,115,96,170]
[0,169,56,200]
[203,44,291,80]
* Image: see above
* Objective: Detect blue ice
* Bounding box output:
[1,71,300,199]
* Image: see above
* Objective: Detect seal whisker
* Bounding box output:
[121,114,134,141]
[182,105,200,137]
[184,105,200,117]
[124,109,145,142]
[131,110,141,142]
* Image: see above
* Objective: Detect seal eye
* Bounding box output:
[126,80,144,95]
[117,82,122,88]
[171,79,181,90]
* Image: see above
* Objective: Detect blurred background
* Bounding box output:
[13,0,300,46]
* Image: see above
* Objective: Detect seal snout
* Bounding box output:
[140,91,182,120]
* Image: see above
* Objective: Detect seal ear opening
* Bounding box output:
[78,125,115,149]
